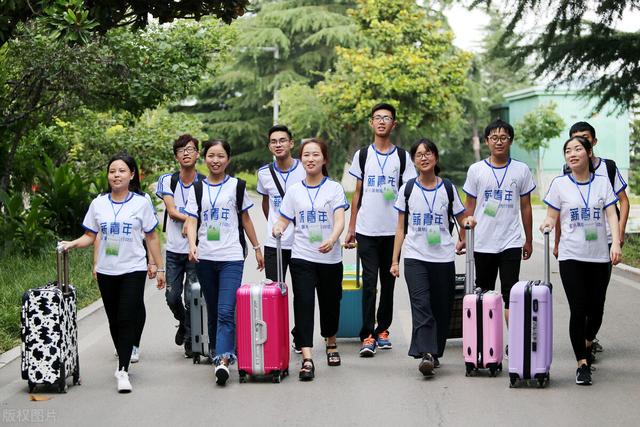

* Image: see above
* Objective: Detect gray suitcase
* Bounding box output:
[189,281,209,364]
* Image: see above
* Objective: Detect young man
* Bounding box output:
[462,119,535,328]
[257,125,306,282]
[555,121,630,356]
[156,134,203,357]
[346,103,417,357]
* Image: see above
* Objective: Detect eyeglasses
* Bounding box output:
[176,146,196,155]
[269,138,290,146]
[372,115,393,124]
[488,135,511,143]
[415,152,435,160]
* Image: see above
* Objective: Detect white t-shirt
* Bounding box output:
[83,192,158,275]
[156,172,204,254]
[184,176,254,262]
[348,145,417,236]
[544,174,618,263]
[279,177,349,264]
[394,179,465,263]
[462,158,536,253]
[256,160,306,250]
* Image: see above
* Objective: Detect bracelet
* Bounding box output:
[253,244,261,250]
[156,268,165,273]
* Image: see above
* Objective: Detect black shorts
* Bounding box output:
[474,247,522,309]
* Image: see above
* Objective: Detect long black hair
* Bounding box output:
[410,138,440,175]
[105,152,143,195]
[300,138,329,177]
[563,135,595,173]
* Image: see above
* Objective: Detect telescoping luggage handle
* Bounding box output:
[273,235,287,296]
[543,227,551,284]
[464,225,475,294]
[56,242,70,293]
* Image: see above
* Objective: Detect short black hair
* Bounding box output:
[569,121,596,140]
[173,134,199,155]
[202,139,231,158]
[410,138,441,175]
[484,119,514,140]
[371,103,396,120]
[268,125,292,141]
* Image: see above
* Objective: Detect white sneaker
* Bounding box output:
[130,346,140,363]
[215,363,230,386]
[114,368,132,393]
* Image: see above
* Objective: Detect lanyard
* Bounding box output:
[304,176,327,211]
[572,174,592,209]
[418,179,439,214]
[488,158,510,189]
[206,176,228,216]
[374,145,394,176]
[109,192,130,223]
[178,180,188,207]
[275,160,296,187]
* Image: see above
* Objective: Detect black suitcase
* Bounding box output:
[21,246,80,393]
[447,274,466,339]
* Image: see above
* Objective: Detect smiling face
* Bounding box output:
[370,108,396,138]
[485,127,513,157]
[108,160,134,193]
[205,143,229,176]
[413,143,438,175]
[268,130,294,160]
[300,142,326,176]
[175,140,199,167]
[564,138,591,172]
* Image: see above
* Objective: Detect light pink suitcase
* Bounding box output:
[462,226,504,376]
[236,236,289,383]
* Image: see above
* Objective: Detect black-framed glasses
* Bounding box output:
[415,152,435,160]
[488,135,511,143]
[176,146,196,155]
[269,138,290,146]
[372,115,393,124]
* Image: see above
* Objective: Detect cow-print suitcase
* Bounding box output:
[20,246,80,393]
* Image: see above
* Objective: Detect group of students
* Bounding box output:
[61,102,629,393]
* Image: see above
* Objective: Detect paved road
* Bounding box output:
[1,196,639,426]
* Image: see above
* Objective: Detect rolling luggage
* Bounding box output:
[189,280,209,364]
[337,254,362,338]
[447,274,465,339]
[21,245,80,393]
[508,229,553,388]
[236,236,289,383]
[462,227,504,376]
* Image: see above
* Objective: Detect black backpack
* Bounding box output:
[402,177,456,235]
[563,158,619,218]
[357,145,407,209]
[161,171,206,232]
[192,178,248,258]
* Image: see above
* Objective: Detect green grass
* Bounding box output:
[0,249,98,352]
[622,233,640,269]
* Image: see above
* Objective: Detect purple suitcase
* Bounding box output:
[462,226,504,376]
[508,229,553,388]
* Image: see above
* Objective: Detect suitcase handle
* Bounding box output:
[542,227,551,284]
[464,226,475,294]
[255,320,267,345]
[276,234,283,285]
[56,242,70,293]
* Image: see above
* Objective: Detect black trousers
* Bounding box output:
[97,271,147,371]
[404,259,456,358]
[559,260,610,361]
[474,247,522,308]
[356,233,396,340]
[289,258,342,348]
[264,246,292,282]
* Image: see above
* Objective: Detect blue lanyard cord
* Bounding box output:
[275,160,295,187]
[418,179,440,214]
[572,174,592,209]
[304,176,327,211]
[178,180,188,207]
[109,193,129,223]
[374,146,393,176]
[206,176,227,217]
[489,159,510,189]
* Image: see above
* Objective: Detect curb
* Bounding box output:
[614,262,640,276]
[0,297,105,369]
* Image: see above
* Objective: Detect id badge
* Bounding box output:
[105,240,120,257]
[426,225,441,246]
[308,224,323,244]
[584,222,598,241]
[207,221,221,241]
[483,198,500,217]
[382,185,397,202]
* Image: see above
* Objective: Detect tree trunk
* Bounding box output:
[472,126,481,162]
[0,125,25,194]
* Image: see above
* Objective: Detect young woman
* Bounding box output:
[390,139,472,377]
[62,153,165,393]
[272,138,349,381]
[185,139,264,386]
[541,135,621,386]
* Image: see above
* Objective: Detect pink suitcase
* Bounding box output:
[236,236,289,383]
[462,226,504,376]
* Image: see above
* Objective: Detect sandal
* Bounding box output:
[326,344,341,366]
[299,358,315,381]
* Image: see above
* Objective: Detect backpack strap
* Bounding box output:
[357,146,368,209]
[194,179,203,238]
[162,172,181,232]
[403,178,416,235]
[442,178,456,235]
[603,158,620,219]
[562,163,571,176]
[268,163,286,198]
[236,178,248,258]
[397,146,407,188]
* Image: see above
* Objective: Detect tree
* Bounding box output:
[472,0,640,110]
[629,118,640,195]
[516,102,565,194]
[0,0,249,44]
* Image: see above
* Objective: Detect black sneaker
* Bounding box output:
[175,324,186,346]
[184,341,193,358]
[433,356,440,368]
[575,364,592,386]
[592,339,604,353]
[419,354,435,376]
[215,362,230,386]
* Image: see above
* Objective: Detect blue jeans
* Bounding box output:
[165,251,198,339]
[195,259,244,364]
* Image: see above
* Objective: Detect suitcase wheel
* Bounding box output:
[28,381,35,393]
[272,371,281,384]
[193,355,200,364]
[238,370,248,384]
[58,379,68,394]
[498,363,503,372]
[489,366,497,377]
[283,369,289,377]
[509,375,518,388]
[465,363,474,377]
